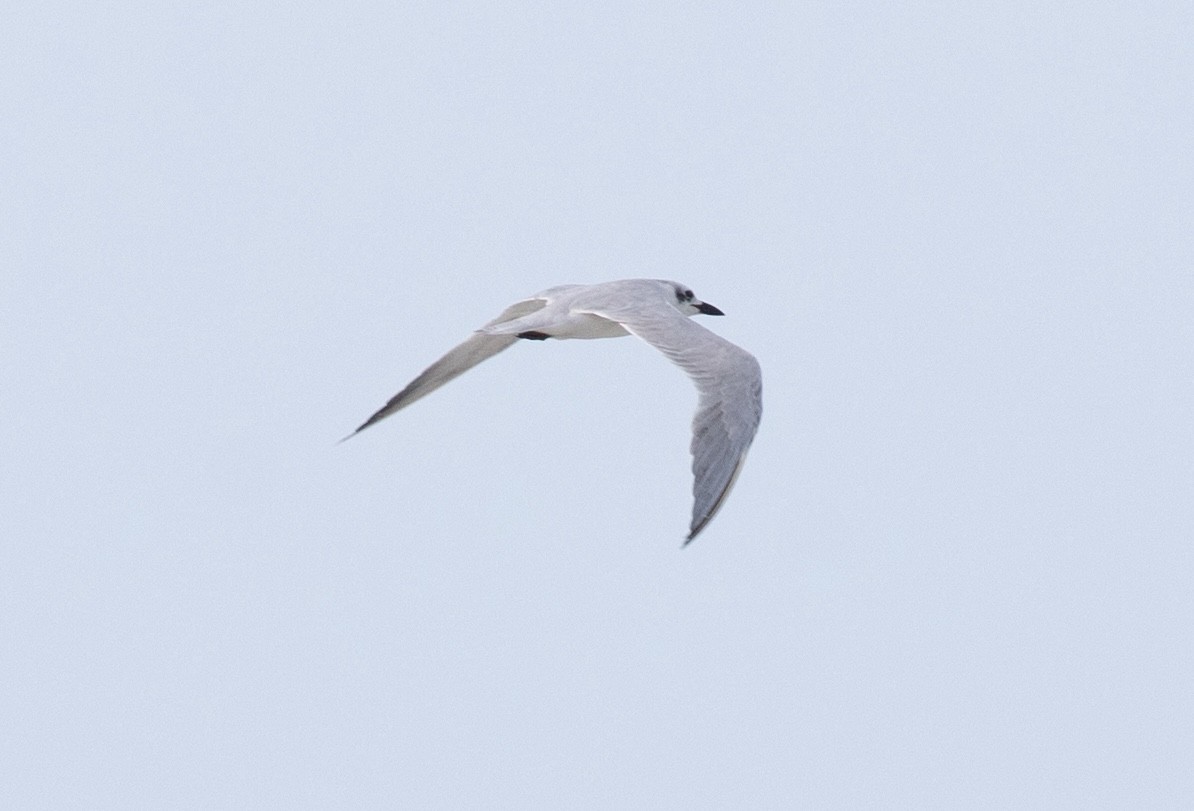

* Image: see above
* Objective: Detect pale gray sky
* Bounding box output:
[3,1,1192,807]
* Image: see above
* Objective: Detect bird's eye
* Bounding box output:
[684,290,694,300]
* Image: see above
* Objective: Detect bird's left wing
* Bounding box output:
[348,296,548,436]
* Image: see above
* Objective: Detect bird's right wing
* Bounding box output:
[579,301,762,543]
[348,296,548,436]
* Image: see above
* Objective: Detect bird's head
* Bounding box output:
[668,282,725,317]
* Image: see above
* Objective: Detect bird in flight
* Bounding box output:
[348,279,762,544]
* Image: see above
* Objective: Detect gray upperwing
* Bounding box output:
[348,297,547,436]
[585,304,762,542]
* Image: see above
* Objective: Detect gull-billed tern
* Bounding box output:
[348,279,762,544]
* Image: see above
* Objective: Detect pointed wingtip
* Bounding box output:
[342,411,387,442]
[685,514,712,546]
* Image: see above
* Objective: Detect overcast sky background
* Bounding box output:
[3,1,1192,807]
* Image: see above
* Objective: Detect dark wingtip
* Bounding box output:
[339,414,379,444]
